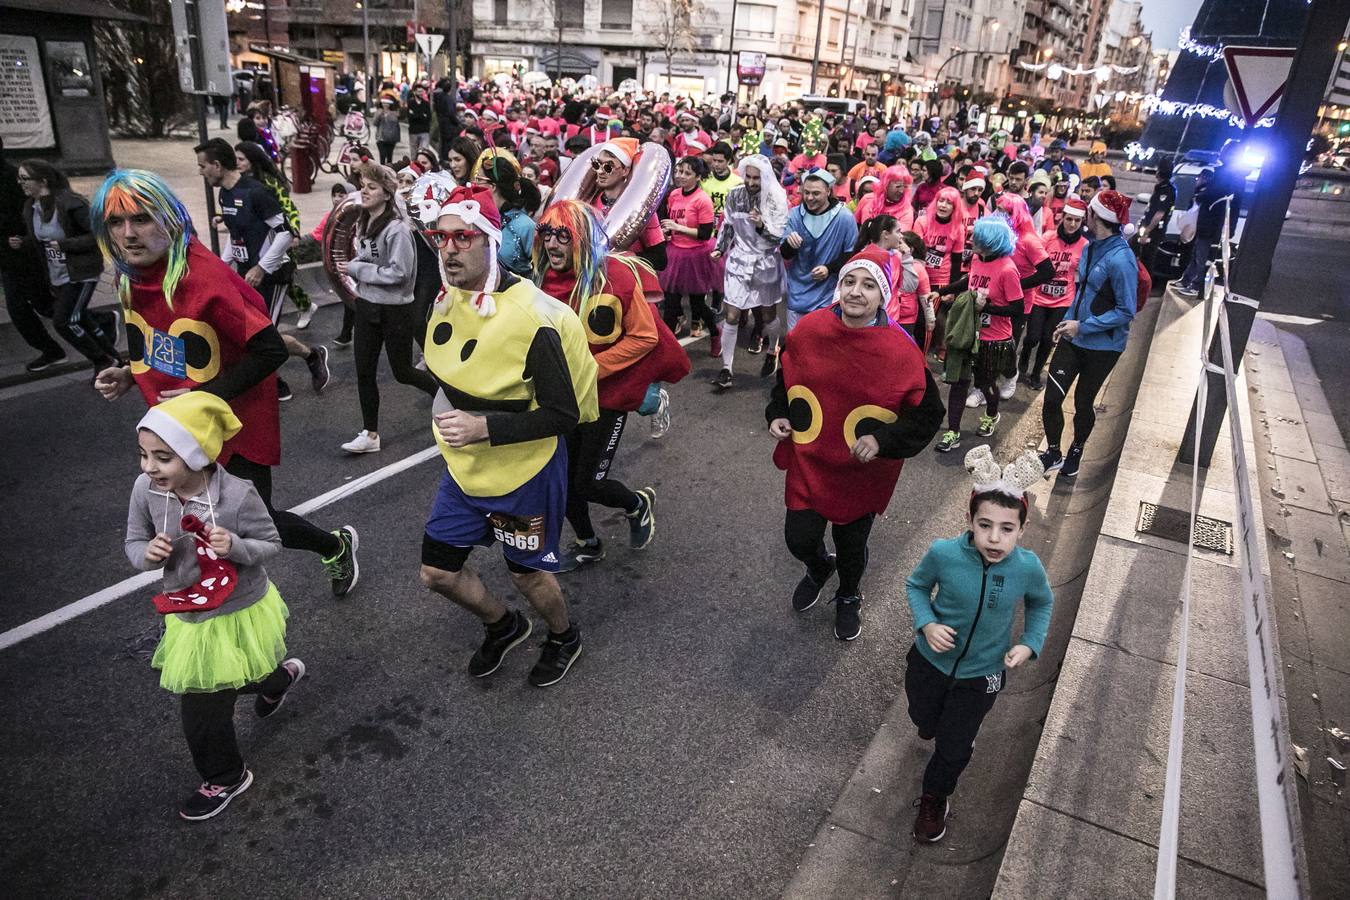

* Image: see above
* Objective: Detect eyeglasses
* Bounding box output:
[421,228,482,251]
[16,175,34,182]
[590,159,620,174]
[536,224,573,246]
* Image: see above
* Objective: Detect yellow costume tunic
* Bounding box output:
[424,273,598,497]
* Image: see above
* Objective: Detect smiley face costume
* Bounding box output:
[125,238,280,467]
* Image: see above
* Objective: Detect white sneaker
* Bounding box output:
[998,374,1017,400]
[296,304,317,330]
[341,430,381,454]
[965,388,985,408]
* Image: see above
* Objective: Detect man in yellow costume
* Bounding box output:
[417,184,598,688]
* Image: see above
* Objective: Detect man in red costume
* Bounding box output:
[91,169,360,596]
[534,199,690,571]
[767,246,944,641]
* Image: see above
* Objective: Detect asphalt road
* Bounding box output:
[0,313,1036,899]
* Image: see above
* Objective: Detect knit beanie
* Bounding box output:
[138,393,242,471]
[835,246,894,309]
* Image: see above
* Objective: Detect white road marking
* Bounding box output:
[0,446,442,652]
[1255,312,1325,327]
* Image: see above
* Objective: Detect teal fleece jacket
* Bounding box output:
[906,533,1054,679]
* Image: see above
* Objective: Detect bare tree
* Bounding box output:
[654,0,703,84]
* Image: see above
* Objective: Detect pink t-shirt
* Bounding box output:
[665,187,714,250]
[917,215,965,288]
[1011,229,1049,313]
[968,255,1023,342]
[893,254,931,325]
[1034,229,1087,309]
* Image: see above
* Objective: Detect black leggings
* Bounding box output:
[1018,305,1067,378]
[353,298,437,432]
[565,409,640,541]
[1042,341,1122,449]
[904,645,1002,797]
[784,508,875,598]
[181,663,291,784]
[1003,312,1025,379]
[52,281,120,365]
[224,455,342,558]
[664,293,718,335]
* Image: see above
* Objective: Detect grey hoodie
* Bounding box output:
[345,215,417,305]
[125,467,280,622]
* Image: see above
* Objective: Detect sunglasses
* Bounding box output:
[590,159,620,174]
[421,228,482,251]
[536,224,573,246]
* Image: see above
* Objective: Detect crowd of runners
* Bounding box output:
[2,83,1157,843]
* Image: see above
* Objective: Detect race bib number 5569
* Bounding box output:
[488,512,544,551]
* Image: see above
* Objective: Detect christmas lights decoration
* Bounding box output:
[1177,26,1224,59]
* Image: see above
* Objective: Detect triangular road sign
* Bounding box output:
[415,32,445,58]
[1222,45,1295,126]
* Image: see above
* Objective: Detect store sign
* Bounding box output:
[737,50,766,86]
[0,35,55,149]
[321,50,345,64]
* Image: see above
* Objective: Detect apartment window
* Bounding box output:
[827,16,840,49]
[600,0,632,30]
[494,0,508,25]
[737,2,776,36]
[892,33,903,59]
[555,0,584,26]
[866,0,877,17]
[902,0,910,15]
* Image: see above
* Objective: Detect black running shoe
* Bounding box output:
[306,345,331,394]
[528,628,582,687]
[255,658,306,719]
[180,768,253,821]
[792,555,836,612]
[711,368,733,391]
[323,526,360,597]
[833,594,862,641]
[626,487,656,549]
[760,352,778,378]
[277,377,294,402]
[26,350,67,373]
[468,610,533,677]
[557,539,605,572]
[333,332,353,348]
[1060,444,1084,478]
[1038,447,1064,476]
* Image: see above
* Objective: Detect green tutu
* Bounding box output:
[151,583,289,694]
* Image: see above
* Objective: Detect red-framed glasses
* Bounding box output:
[422,228,482,251]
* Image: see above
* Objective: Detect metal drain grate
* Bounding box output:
[1136,501,1234,555]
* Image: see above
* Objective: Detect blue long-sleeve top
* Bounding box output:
[498,206,536,278]
[906,533,1054,679]
[780,200,858,314]
[1067,232,1136,353]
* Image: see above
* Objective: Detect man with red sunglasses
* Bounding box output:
[417,185,600,688]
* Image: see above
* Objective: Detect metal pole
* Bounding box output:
[810,0,827,95]
[196,94,220,255]
[362,0,371,111]
[725,0,739,94]
[1178,0,1350,466]
[446,0,457,100]
[555,0,564,82]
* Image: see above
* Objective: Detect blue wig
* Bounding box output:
[971,213,1017,259]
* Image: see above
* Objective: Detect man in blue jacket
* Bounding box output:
[1038,189,1137,479]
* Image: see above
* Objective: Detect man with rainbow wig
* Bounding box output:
[91,169,360,596]
[533,199,690,572]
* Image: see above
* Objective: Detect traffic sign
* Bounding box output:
[415,33,445,58]
[1222,45,1296,126]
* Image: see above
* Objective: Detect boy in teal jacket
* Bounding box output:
[904,447,1053,843]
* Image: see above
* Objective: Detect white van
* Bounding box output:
[795,95,865,117]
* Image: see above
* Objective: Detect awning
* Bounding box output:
[536,48,599,72]
[248,44,335,68]
[0,0,148,20]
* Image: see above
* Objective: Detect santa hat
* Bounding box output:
[526,117,541,135]
[594,104,613,120]
[676,109,698,123]
[481,108,500,122]
[961,176,986,192]
[137,393,242,471]
[1089,189,1135,236]
[683,136,708,154]
[437,184,505,312]
[835,246,894,310]
[1061,196,1088,220]
[598,137,640,168]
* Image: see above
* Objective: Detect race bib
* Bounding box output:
[45,245,66,263]
[488,512,544,552]
[979,312,992,328]
[148,327,188,379]
[230,243,249,263]
[1042,280,1067,298]
[924,249,944,269]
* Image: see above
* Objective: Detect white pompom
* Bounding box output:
[1122,222,1137,238]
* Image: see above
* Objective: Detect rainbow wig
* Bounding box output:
[532,200,610,314]
[91,169,192,309]
[971,213,1017,259]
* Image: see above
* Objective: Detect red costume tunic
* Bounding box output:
[773,308,929,523]
[538,254,689,411]
[125,238,280,466]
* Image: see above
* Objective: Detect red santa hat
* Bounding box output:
[598,137,641,168]
[835,246,895,310]
[437,184,505,310]
[1061,195,1088,220]
[676,109,698,124]
[961,176,986,192]
[1088,189,1135,236]
[525,117,541,135]
[595,104,613,120]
